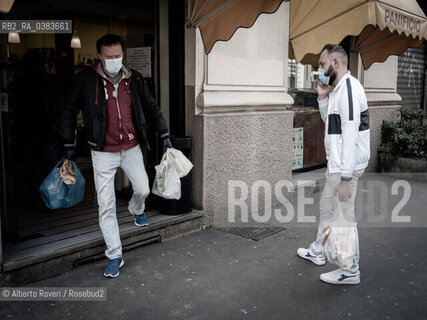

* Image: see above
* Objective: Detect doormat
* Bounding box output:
[216,226,286,241]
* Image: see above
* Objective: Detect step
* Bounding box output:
[0,210,204,286]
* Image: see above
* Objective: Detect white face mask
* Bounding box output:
[104,56,123,74]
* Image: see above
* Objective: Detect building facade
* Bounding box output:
[185,1,405,227]
[0,0,425,281]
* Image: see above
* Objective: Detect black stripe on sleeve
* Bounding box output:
[359,109,370,131]
[346,78,354,121]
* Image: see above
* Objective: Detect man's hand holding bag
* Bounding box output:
[152,148,193,200]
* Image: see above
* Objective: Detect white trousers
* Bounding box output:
[91,145,150,260]
[309,168,364,273]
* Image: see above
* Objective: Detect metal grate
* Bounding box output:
[217,226,286,241]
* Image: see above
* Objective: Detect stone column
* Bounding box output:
[185,2,294,227]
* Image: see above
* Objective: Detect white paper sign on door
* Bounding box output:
[127,47,152,78]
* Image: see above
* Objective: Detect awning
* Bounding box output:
[187,0,286,54]
[0,0,14,13]
[289,0,427,69]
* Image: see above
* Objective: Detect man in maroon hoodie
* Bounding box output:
[61,34,172,278]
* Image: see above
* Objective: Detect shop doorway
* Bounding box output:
[0,0,184,246]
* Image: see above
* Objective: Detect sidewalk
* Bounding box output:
[1,174,426,320]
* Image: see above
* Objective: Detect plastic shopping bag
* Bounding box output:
[39,158,86,209]
[152,151,181,200]
[167,148,193,178]
[321,196,357,270]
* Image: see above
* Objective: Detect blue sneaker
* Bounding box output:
[128,206,149,227]
[104,258,124,278]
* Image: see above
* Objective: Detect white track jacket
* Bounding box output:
[318,72,370,178]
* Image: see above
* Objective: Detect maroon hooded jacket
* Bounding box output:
[93,63,138,152]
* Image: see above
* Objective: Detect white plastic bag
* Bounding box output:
[167,148,193,178]
[152,152,181,200]
[321,197,357,270]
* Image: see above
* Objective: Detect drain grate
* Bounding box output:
[217,226,286,241]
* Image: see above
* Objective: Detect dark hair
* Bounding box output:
[321,44,348,66]
[96,34,125,53]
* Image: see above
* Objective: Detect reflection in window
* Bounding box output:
[288,59,319,110]
[288,59,327,171]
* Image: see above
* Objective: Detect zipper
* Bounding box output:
[114,83,123,150]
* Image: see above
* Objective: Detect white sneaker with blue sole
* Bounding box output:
[320,268,360,285]
[297,248,326,266]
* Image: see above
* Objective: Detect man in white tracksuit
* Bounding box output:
[297,44,370,285]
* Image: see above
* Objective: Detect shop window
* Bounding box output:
[288,60,318,109]
[288,60,326,172]
[289,37,351,172]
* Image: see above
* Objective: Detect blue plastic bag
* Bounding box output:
[39,158,86,209]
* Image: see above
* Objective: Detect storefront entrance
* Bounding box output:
[0,0,187,266]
